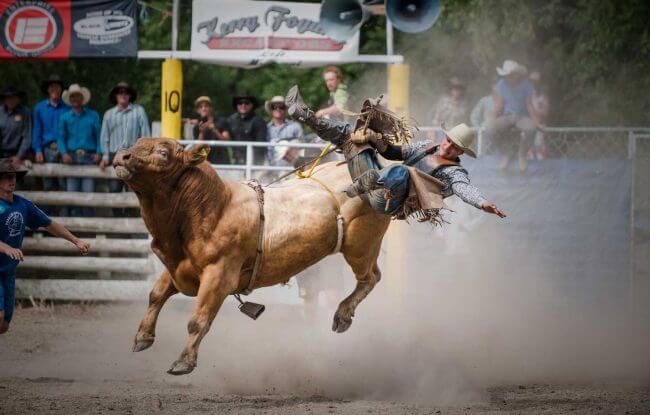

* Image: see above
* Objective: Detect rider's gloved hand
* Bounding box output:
[349,129,382,145]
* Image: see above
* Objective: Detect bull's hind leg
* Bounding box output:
[133,269,178,352]
[333,256,382,333]
[168,261,238,375]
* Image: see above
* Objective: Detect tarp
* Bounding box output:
[403,157,633,305]
[191,0,360,68]
[0,0,137,59]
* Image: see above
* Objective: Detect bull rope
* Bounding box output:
[295,143,345,254]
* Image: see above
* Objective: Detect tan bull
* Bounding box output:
[113,138,390,375]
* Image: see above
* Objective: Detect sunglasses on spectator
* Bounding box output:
[237,100,252,106]
[116,89,130,95]
[271,104,286,110]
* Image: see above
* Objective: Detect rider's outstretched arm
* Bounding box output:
[448,167,506,217]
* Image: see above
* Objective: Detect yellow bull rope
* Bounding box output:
[295,143,344,253]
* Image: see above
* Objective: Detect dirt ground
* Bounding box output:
[1,301,649,415]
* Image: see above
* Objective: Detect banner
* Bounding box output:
[191,0,360,67]
[0,0,137,59]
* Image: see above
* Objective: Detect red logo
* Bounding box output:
[0,1,64,57]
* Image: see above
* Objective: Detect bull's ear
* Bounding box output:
[184,144,210,166]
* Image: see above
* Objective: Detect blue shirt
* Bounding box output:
[101,104,150,160]
[0,195,51,273]
[266,120,303,164]
[32,98,70,153]
[57,107,102,155]
[495,78,534,117]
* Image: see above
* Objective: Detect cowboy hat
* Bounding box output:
[264,96,286,115]
[109,82,137,104]
[231,92,259,110]
[444,123,477,158]
[496,60,527,76]
[194,96,212,107]
[40,74,67,95]
[0,158,28,178]
[0,86,26,99]
[62,84,91,106]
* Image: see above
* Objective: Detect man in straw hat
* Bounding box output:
[486,59,543,172]
[265,95,303,166]
[0,159,90,334]
[59,84,101,217]
[286,85,506,222]
[192,96,232,165]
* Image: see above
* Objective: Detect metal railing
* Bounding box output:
[179,127,650,181]
[14,127,650,301]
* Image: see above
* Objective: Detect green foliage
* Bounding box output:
[403,0,650,125]
[0,0,647,125]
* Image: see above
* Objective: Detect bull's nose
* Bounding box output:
[113,150,131,166]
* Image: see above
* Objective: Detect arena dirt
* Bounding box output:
[1,296,649,414]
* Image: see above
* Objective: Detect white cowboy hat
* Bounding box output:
[444,123,477,158]
[265,95,286,115]
[496,60,527,76]
[62,84,91,105]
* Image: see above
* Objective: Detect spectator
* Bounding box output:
[192,96,232,165]
[100,81,149,190]
[0,86,31,167]
[58,84,101,217]
[264,95,303,167]
[32,74,70,208]
[485,60,542,172]
[315,66,349,120]
[431,77,467,139]
[470,80,498,129]
[227,92,267,165]
[0,159,89,334]
[528,71,549,160]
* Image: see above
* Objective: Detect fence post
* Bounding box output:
[628,131,637,312]
[245,144,253,180]
[477,128,484,156]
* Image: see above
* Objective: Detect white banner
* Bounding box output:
[191,0,360,67]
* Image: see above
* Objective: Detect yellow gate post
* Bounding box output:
[385,63,410,303]
[161,59,183,139]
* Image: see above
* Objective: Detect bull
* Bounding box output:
[113,138,390,375]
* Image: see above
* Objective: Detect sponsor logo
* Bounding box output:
[0,1,63,57]
[73,12,134,45]
[6,211,23,237]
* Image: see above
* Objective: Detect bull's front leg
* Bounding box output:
[167,260,239,375]
[133,269,178,352]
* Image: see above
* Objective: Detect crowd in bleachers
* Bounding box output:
[0,59,550,213]
[432,59,550,172]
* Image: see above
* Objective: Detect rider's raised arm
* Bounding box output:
[447,167,488,209]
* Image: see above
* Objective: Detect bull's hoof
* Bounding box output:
[332,314,353,333]
[167,360,195,376]
[132,338,154,352]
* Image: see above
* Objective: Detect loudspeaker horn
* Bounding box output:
[386,0,441,33]
[320,0,372,42]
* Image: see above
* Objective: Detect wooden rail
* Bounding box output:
[22,237,151,254]
[49,217,148,233]
[27,163,118,178]
[21,256,154,274]
[17,191,139,207]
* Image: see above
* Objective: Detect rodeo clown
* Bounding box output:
[0,159,90,334]
[285,86,506,222]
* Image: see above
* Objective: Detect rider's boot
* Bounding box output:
[286,85,372,161]
[344,169,381,198]
[286,85,349,145]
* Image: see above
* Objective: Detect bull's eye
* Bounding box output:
[157,149,169,158]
